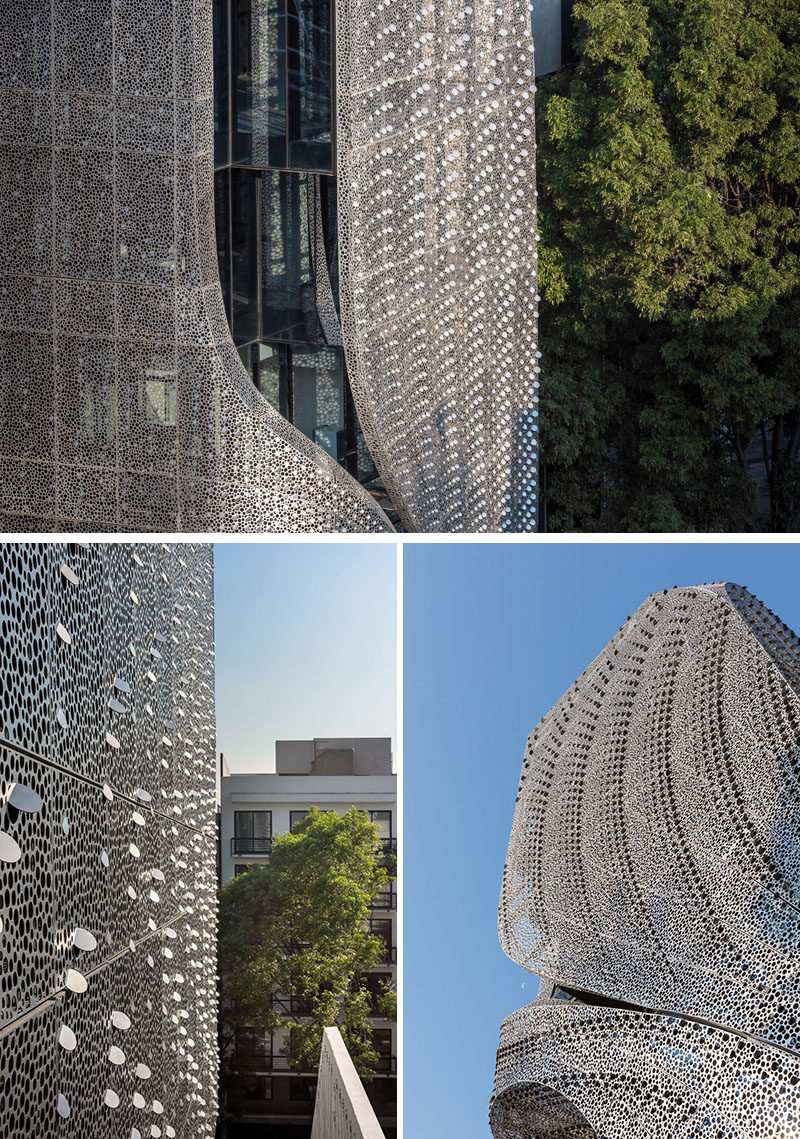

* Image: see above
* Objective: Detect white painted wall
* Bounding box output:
[220,738,398,1078]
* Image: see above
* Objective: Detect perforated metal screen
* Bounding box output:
[0,543,218,1138]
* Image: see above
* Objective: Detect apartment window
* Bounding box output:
[372,1029,393,1072]
[234,864,253,876]
[370,918,393,964]
[369,810,392,839]
[372,880,395,911]
[361,972,392,1018]
[239,1073,272,1102]
[371,810,395,861]
[235,1027,272,1067]
[289,1076,317,1101]
[233,810,272,854]
[289,809,309,832]
[290,990,314,1016]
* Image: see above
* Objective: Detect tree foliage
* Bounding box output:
[218,806,396,1077]
[538,0,800,531]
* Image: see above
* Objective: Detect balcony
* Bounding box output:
[371,891,397,911]
[374,1054,397,1075]
[231,836,272,856]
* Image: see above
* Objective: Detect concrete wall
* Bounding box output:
[311,1028,385,1139]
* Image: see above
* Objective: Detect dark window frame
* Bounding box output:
[233,809,272,854]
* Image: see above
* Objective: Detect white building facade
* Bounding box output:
[219,737,397,1137]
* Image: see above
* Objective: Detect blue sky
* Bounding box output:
[403,540,800,1139]
[214,542,397,772]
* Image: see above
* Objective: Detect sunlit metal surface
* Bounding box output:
[336,0,540,532]
[0,3,391,533]
[492,584,800,1135]
[0,544,218,1138]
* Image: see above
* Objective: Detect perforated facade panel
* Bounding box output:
[0,543,218,1138]
[492,584,800,1136]
[336,0,541,532]
[0,0,391,533]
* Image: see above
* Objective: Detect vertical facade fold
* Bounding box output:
[336,0,540,531]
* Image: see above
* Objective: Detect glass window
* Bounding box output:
[370,918,393,963]
[289,809,309,832]
[289,1076,317,1101]
[356,423,378,484]
[238,342,290,418]
[239,1073,272,1101]
[233,0,287,167]
[291,345,345,461]
[234,864,253,875]
[369,811,392,839]
[235,1028,272,1066]
[230,168,261,345]
[259,171,339,345]
[262,171,312,343]
[372,1029,393,1072]
[290,990,313,1016]
[361,972,391,1017]
[214,170,231,320]
[213,0,230,167]
[234,810,272,853]
[139,368,177,427]
[372,880,394,910]
[287,0,332,169]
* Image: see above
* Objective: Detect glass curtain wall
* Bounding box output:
[213,0,378,485]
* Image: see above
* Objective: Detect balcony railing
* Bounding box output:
[378,838,397,853]
[228,1054,397,1076]
[371,891,397,911]
[234,1047,273,1069]
[231,836,272,855]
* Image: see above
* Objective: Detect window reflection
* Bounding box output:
[232,0,286,166]
[287,0,332,170]
[231,168,260,344]
[214,0,380,491]
[292,346,345,460]
[213,0,230,167]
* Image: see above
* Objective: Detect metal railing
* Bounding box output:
[370,892,397,911]
[231,836,272,855]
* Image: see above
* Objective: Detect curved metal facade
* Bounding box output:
[492,583,800,1135]
[0,1,390,533]
[334,0,541,532]
[0,543,218,1137]
[492,1001,800,1139]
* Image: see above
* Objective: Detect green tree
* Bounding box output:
[538,0,800,531]
[218,806,396,1077]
